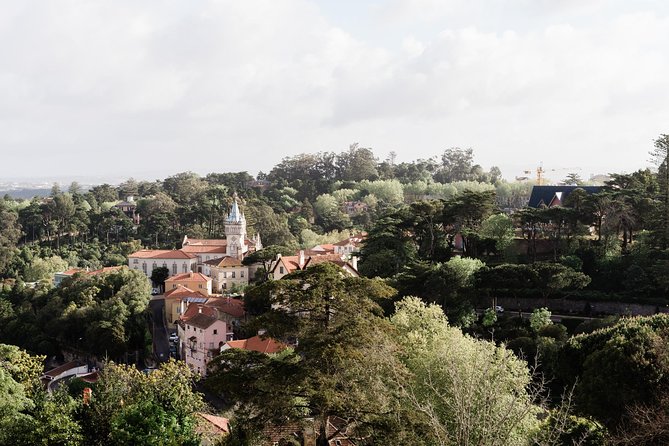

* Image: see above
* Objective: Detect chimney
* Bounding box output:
[351,255,358,271]
[197,304,203,314]
[299,250,305,268]
[189,271,193,278]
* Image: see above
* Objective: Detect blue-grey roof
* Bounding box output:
[184,296,208,303]
[227,200,242,223]
[527,186,602,208]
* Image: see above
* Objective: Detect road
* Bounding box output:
[149,297,170,364]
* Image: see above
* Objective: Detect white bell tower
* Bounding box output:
[225,194,247,259]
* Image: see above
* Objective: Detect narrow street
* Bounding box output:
[149,297,170,364]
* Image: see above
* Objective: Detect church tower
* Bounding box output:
[225,194,248,259]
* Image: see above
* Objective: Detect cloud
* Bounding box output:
[0,0,667,180]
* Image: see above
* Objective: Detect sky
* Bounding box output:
[1,0,669,183]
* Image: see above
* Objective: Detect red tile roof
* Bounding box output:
[180,245,228,254]
[205,297,245,318]
[185,313,220,330]
[165,272,212,283]
[128,250,197,260]
[59,268,83,276]
[270,256,303,275]
[225,335,285,354]
[164,285,208,299]
[88,266,124,276]
[184,238,227,246]
[197,413,230,434]
[209,256,242,267]
[181,303,217,321]
[42,361,85,379]
[304,254,347,267]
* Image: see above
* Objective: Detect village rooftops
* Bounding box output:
[180,245,228,254]
[185,313,219,330]
[205,256,243,267]
[164,285,208,299]
[128,249,197,259]
[165,272,211,283]
[183,236,227,246]
[197,413,230,434]
[223,335,286,354]
[41,361,86,380]
[205,297,245,318]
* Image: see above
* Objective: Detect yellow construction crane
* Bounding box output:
[519,164,582,185]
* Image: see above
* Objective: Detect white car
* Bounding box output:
[495,305,504,313]
[169,332,179,343]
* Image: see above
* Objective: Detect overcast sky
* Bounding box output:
[1,0,668,183]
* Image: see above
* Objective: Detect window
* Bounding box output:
[172,263,177,275]
[223,272,227,278]
[209,342,214,349]
[133,258,138,264]
[162,262,167,269]
[182,263,188,273]
[279,266,284,274]
[232,271,236,278]
[142,263,147,273]
[198,284,202,289]
[213,329,217,335]
[241,271,244,278]
[152,262,157,271]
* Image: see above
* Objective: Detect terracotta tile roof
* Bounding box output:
[304,254,346,265]
[128,249,197,260]
[305,244,335,255]
[209,256,242,267]
[270,256,303,275]
[203,257,227,266]
[303,254,359,276]
[180,245,228,254]
[184,238,227,246]
[88,266,124,276]
[59,268,83,276]
[181,302,217,321]
[333,238,363,247]
[205,297,246,318]
[197,413,230,434]
[224,335,285,354]
[165,272,212,283]
[42,361,85,379]
[185,313,219,330]
[164,285,208,299]
[79,371,100,383]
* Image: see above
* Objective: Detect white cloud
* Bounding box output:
[0,0,667,180]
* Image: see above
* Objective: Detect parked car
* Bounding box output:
[495,305,504,313]
[169,332,179,343]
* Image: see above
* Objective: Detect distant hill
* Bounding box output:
[0,188,51,199]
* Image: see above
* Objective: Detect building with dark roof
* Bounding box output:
[527,186,602,208]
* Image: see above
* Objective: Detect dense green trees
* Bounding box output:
[392,297,541,445]
[0,268,151,360]
[209,263,404,445]
[0,351,204,446]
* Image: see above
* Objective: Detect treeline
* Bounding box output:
[0,145,528,283]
